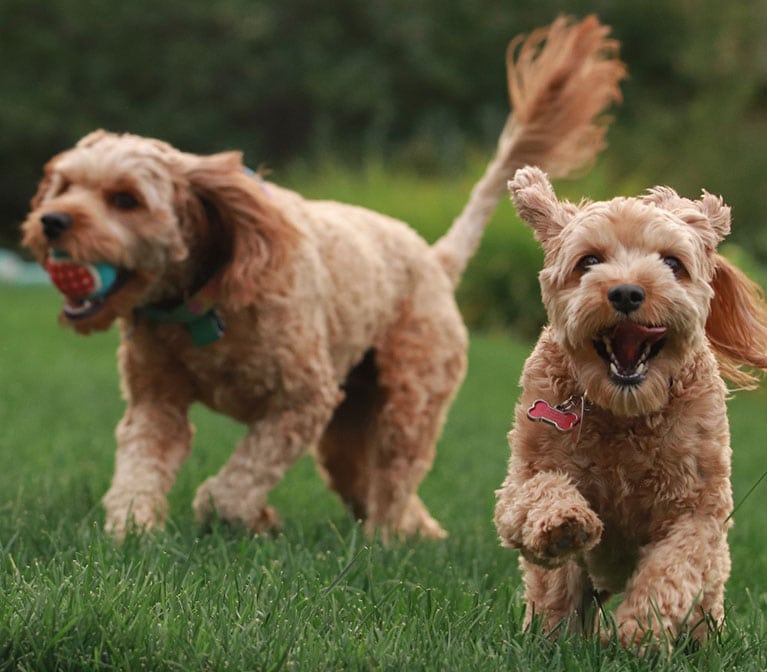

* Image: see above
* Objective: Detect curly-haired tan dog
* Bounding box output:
[22,17,624,541]
[494,166,767,647]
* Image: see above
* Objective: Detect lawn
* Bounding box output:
[1,284,766,670]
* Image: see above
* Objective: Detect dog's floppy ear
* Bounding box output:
[645,186,731,250]
[184,151,300,308]
[696,190,731,243]
[508,166,574,245]
[682,192,731,250]
[707,254,767,389]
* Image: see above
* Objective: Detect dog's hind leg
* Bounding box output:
[314,349,383,520]
[359,296,468,541]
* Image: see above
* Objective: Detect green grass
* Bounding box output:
[1,285,767,670]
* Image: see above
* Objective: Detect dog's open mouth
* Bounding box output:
[593,322,667,387]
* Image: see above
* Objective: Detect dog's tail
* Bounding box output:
[432,15,626,286]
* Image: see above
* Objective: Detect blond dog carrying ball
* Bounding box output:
[495,165,767,647]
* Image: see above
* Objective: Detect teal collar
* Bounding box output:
[136,277,225,346]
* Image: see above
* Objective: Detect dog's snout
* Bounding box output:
[608,284,645,314]
[41,211,73,241]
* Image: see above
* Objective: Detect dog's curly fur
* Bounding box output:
[22,17,624,541]
[495,166,767,647]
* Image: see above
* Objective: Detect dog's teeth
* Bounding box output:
[66,299,93,315]
[610,362,619,376]
[63,296,104,319]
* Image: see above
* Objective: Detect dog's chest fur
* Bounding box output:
[516,337,732,542]
[121,316,284,423]
[570,410,712,530]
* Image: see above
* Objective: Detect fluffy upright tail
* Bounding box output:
[433,15,626,286]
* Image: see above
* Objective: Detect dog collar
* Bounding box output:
[135,276,225,346]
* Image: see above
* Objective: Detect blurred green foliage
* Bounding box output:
[3,0,766,334]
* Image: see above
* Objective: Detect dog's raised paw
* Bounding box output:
[523,509,603,567]
[544,520,592,557]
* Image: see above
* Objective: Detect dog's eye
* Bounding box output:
[662,256,685,277]
[577,255,602,272]
[110,192,140,210]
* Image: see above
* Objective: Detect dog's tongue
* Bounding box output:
[611,322,667,369]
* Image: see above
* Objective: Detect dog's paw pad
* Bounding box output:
[525,512,602,566]
[544,520,590,556]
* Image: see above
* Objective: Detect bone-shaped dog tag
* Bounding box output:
[527,399,581,431]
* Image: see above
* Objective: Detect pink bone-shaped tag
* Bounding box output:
[527,399,581,432]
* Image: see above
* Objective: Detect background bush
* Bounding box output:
[3,0,766,335]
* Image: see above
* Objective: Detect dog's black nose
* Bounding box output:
[608,284,645,314]
[41,211,73,241]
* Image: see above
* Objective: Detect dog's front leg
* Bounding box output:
[192,381,340,534]
[495,470,603,567]
[611,513,729,648]
[103,402,193,539]
[495,470,603,632]
[518,558,599,634]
